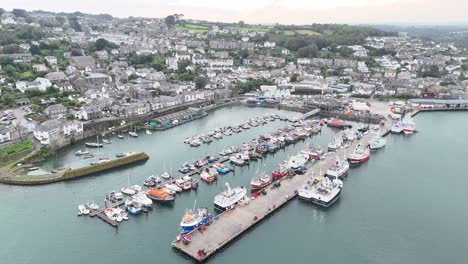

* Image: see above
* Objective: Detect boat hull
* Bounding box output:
[147,194,174,203]
[299,189,341,207]
[180,215,212,234]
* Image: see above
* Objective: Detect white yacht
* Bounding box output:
[214,183,247,211]
[78,204,90,215]
[165,183,182,193]
[121,186,136,195]
[298,176,343,207]
[129,191,153,207]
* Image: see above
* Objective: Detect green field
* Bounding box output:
[0,140,32,155]
[234,25,271,32]
[175,24,209,33]
[295,29,320,36]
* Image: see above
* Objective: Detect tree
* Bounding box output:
[1,93,15,107]
[94,38,119,51]
[56,16,66,26]
[29,45,41,55]
[70,48,83,56]
[165,15,176,26]
[12,9,28,18]
[30,104,41,113]
[2,44,20,54]
[462,62,468,71]
[177,60,192,74]
[195,76,209,89]
[239,21,245,27]
[66,113,75,120]
[297,44,318,58]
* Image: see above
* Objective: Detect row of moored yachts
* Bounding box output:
[183,113,296,147]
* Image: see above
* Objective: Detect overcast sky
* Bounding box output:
[2,0,468,25]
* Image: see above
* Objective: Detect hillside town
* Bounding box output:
[1,9,467,150]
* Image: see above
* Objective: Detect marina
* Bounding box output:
[1,106,467,264]
[171,121,388,262]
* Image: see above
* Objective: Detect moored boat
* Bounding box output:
[146,186,175,203]
[214,183,247,211]
[298,175,343,207]
[326,158,350,179]
[180,207,212,234]
[348,145,370,164]
[251,174,272,190]
[369,136,387,149]
[212,163,230,174]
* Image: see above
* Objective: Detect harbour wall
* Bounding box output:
[0,152,149,186]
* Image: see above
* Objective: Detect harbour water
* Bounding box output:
[0,107,467,264]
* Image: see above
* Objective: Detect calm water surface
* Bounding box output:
[0,107,466,264]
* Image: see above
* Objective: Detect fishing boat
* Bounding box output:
[348,145,370,164]
[213,183,247,211]
[328,136,343,151]
[180,206,212,234]
[272,163,289,179]
[369,136,387,149]
[146,186,175,203]
[298,175,343,207]
[78,204,90,216]
[309,145,324,158]
[326,159,350,179]
[126,202,142,215]
[212,163,230,174]
[287,153,309,169]
[251,174,272,190]
[75,150,89,156]
[175,178,192,191]
[200,168,218,183]
[229,155,245,166]
[391,122,404,134]
[327,118,347,129]
[402,118,416,134]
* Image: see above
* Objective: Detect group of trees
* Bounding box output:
[128,53,166,71]
[0,25,45,45]
[90,38,119,51]
[263,24,396,59]
[237,78,274,94]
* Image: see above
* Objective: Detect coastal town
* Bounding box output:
[1,6,468,264]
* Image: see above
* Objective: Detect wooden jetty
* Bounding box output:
[172,125,391,262]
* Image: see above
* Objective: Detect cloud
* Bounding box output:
[1,0,467,24]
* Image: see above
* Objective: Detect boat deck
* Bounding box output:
[172,125,390,262]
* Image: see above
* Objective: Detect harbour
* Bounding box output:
[171,121,387,262]
[0,106,467,264]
